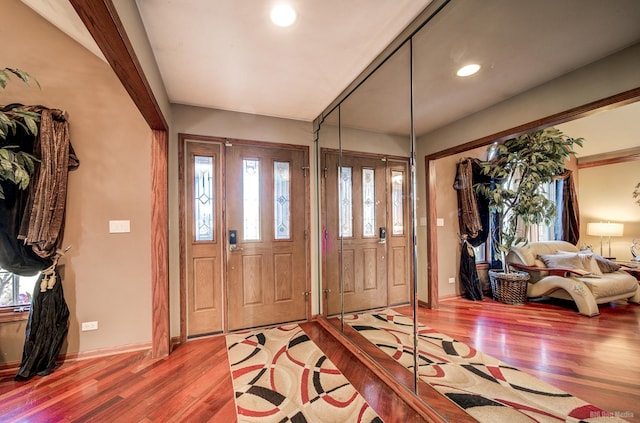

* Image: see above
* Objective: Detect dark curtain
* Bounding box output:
[453,158,490,247]
[558,170,580,245]
[453,158,488,300]
[459,240,483,300]
[0,105,78,381]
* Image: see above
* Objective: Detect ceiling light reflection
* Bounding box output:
[271,4,297,27]
[457,64,481,77]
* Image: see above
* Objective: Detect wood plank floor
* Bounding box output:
[1,297,638,422]
[403,297,640,423]
[0,322,426,422]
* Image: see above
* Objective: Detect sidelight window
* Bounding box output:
[243,159,261,240]
[338,167,353,237]
[274,161,291,240]
[194,155,214,242]
[391,170,404,235]
[362,168,375,237]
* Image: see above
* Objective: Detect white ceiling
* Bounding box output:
[20,0,640,156]
[135,0,431,121]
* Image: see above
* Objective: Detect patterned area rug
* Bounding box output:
[226,324,383,423]
[344,309,627,423]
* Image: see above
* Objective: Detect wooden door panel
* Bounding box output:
[241,254,264,305]
[193,257,216,309]
[186,142,224,337]
[274,253,293,301]
[227,144,307,331]
[363,248,379,290]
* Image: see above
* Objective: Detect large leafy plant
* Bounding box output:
[0,67,40,199]
[476,128,583,272]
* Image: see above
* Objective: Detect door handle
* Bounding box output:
[379,227,387,244]
[229,230,242,251]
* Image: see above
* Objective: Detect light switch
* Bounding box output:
[420,217,427,226]
[436,218,444,227]
[109,220,130,233]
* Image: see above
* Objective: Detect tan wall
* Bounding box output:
[433,147,488,299]
[169,104,315,335]
[0,1,151,364]
[579,161,640,260]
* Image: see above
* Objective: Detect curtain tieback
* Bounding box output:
[39,245,72,292]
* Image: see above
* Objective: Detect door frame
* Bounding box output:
[178,134,311,342]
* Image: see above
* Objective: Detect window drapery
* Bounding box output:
[557,170,580,245]
[0,104,78,380]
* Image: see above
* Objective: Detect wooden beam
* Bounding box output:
[69,0,170,358]
[151,129,170,357]
[577,146,640,169]
[68,0,167,130]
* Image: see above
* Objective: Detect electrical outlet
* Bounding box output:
[448,277,455,284]
[81,321,98,331]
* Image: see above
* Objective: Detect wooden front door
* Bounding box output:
[226,143,308,331]
[185,141,224,337]
[324,151,388,315]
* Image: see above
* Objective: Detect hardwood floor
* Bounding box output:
[0,323,425,423]
[1,298,638,422]
[403,297,640,423]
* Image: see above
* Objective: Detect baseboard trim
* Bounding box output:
[0,341,153,374]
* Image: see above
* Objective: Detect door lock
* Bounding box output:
[379,227,387,244]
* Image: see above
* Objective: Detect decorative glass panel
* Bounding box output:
[243,159,260,240]
[362,168,375,237]
[392,170,404,235]
[194,155,214,241]
[339,167,353,237]
[274,161,290,240]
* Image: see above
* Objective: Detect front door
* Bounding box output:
[323,151,411,315]
[226,143,308,331]
[324,151,388,315]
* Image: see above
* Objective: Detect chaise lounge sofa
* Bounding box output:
[506,240,640,316]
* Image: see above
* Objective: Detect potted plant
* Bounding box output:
[475,128,583,303]
[0,67,40,199]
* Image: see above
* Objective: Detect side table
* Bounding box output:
[617,261,640,281]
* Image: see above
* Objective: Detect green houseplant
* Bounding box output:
[475,128,583,303]
[0,67,40,199]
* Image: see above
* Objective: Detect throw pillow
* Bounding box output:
[594,255,621,273]
[580,249,621,273]
[538,253,584,270]
[557,250,602,275]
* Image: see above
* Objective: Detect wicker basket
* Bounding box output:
[488,270,530,305]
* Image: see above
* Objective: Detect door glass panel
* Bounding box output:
[243,158,260,241]
[274,161,291,240]
[339,166,353,237]
[194,155,214,242]
[362,168,375,237]
[391,170,404,235]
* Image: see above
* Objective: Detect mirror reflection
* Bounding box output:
[316,0,640,419]
[319,41,418,392]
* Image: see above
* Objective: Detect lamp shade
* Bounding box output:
[587,222,624,237]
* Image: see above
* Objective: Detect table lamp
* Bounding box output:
[587,222,624,258]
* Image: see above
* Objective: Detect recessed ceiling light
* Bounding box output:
[456,64,481,77]
[271,4,296,27]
